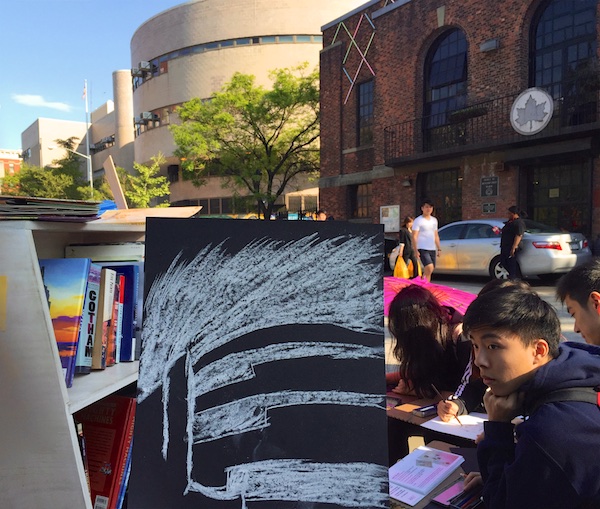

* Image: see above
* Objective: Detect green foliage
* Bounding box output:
[117,153,170,208]
[1,163,74,198]
[170,63,320,219]
[1,137,111,201]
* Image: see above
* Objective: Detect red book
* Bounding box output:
[74,395,136,509]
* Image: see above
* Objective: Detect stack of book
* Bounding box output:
[74,394,136,509]
[0,195,101,221]
[39,254,144,384]
[389,446,465,507]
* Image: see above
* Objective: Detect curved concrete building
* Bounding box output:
[128,0,367,209]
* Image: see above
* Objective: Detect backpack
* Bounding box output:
[527,386,600,415]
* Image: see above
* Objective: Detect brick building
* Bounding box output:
[320,0,600,239]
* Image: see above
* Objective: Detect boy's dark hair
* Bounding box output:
[556,258,600,307]
[463,286,561,358]
[420,198,434,208]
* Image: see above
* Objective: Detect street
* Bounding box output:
[421,274,581,343]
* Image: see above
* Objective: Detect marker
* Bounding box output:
[431,383,463,426]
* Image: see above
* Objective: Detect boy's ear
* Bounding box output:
[533,339,550,361]
[590,292,600,314]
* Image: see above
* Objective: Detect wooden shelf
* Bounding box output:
[68,361,139,414]
[0,222,143,509]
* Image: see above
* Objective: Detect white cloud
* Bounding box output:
[11,94,71,112]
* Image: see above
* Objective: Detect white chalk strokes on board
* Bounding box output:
[137,232,387,508]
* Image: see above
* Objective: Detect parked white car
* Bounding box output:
[436,219,592,280]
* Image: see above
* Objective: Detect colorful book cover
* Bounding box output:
[38,257,92,387]
[75,263,101,374]
[99,263,141,362]
[74,395,136,509]
[92,268,117,370]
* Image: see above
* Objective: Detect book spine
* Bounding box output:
[106,278,121,367]
[109,402,136,509]
[75,263,101,374]
[92,269,117,370]
[115,274,125,364]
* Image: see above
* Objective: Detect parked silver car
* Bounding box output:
[436,219,592,280]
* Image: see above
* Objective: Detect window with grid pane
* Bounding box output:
[532,0,597,101]
[358,81,374,146]
[424,29,468,128]
[350,183,372,218]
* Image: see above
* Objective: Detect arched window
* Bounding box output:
[532,0,597,122]
[424,29,468,129]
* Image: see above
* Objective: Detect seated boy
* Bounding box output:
[461,285,600,509]
[556,258,600,346]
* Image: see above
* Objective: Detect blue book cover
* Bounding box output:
[75,263,101,374]
[38,258,92,387]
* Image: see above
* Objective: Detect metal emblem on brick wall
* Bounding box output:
[510,87,554,136]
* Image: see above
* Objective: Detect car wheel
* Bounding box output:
[489,256,509,280]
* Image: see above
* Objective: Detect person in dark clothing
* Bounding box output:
[500,206,526,279]
[437,279,531,421]
[397,216,419,278]
[461,286,600,509]
[556,258,600,346]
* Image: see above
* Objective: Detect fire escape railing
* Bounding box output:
[384,88,600,165]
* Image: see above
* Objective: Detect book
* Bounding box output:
[106,277,121,367]
[114,274,125,364]
[0,194,100,220]
[74,419,91,494]
[432,479,483,508]
[65,242,145,262]
[115,438,133,509]
[98,263,142,362]
[91,268,117,370]
[389,446,465,506]
[74,395,136,509]
[75,263,102,374]
[38,257,93,387]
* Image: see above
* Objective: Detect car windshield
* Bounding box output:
[523,219,562,234]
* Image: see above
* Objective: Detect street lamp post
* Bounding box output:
[66,147,94,200]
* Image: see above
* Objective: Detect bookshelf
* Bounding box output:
[0,220,144,509]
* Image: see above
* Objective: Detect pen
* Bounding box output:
[431,384,463,426]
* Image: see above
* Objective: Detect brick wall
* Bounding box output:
[320,0,600,236]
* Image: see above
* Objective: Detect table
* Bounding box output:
[386,393,478,465]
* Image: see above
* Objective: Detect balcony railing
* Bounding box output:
[384,89,600,165]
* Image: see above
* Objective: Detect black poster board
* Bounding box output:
[128,218,389,509]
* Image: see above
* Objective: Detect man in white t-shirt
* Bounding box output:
[412,199,441,282]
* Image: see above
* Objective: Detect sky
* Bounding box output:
[0,0,185,151]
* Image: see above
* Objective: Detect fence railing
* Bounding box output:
[384,89,600,164]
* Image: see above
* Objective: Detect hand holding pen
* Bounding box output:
[431,384,463,426]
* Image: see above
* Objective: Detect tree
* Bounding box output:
[170,64,320,219]
[1,163,73,198]
[116,153,170,208]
